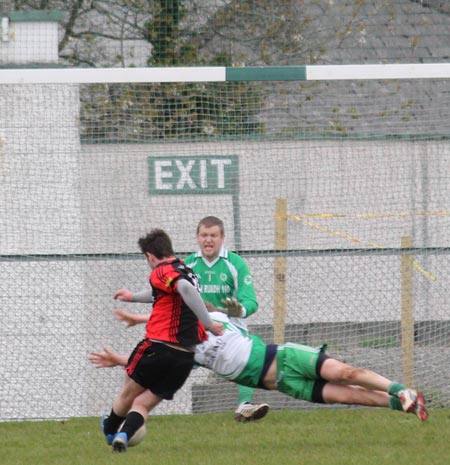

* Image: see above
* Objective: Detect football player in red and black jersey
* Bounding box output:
[102,228,223,453]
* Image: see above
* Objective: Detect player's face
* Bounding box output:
[197,225,224,260]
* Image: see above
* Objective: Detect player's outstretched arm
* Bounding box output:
[114,288,154,303]
[114,308,149,327]
[113,288,133,301]
[89,347,127,368]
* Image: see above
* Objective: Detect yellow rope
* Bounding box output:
[281,212,438,281]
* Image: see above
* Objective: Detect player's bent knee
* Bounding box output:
[334,364,363,384]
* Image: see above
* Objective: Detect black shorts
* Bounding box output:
[311,352,331,404]
[126,340,195,400]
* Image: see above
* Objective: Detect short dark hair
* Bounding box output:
[138,228,174,259]
[196,216,225,235]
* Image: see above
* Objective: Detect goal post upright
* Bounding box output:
[273,198,288,344]
[401,236,415,388]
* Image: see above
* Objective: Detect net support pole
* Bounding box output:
[401,236,415,387]
[232,174,241,250]
[273,198,287,344]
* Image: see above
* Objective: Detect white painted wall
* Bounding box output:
[0,20,59,64]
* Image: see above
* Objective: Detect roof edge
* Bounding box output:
[7,10,65,22]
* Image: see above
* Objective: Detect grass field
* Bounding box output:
[2,408,448,465]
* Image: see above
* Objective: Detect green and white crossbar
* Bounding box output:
[1,63,450,84]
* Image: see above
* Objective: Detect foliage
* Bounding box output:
[79,1,264,142]
[81,79,264,143]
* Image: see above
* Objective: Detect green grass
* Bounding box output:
[1,409,449,465]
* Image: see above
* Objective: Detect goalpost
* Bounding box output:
[1,64,450,420]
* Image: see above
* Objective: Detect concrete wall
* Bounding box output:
[0,11,63,64]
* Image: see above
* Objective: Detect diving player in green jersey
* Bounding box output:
[183,216,268,422]
[91,310,428,431]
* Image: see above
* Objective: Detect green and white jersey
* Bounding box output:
[184,246,258,331]
[195,313,326,400]
[194,312,265,387]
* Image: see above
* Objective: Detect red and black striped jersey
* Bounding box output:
[145,259,207,346]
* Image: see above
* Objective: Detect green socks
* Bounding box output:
[237,385,255,406]
[389,396,404,411]
[388,382,407,411]
[388,381,406,397]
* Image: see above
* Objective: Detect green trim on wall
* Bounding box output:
[8,10,65,22]
[226,66,307,81]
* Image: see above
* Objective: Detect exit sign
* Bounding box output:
[148,155,239,195]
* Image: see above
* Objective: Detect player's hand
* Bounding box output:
[114,288,133,301]
[205,301,221,312]
[114,308,139,327]
[208,321,224,335]
[221,298,244,317]
[88,347,121,368]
